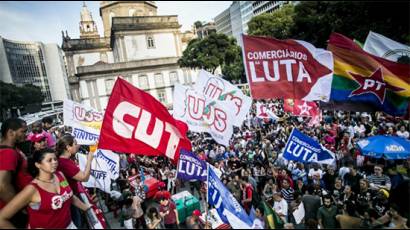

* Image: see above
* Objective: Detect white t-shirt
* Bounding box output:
[397,131,409,139]
[252,218,265,229]
[308,168,323,179]
[273,198,288,217]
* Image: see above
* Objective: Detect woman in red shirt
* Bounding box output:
[56,134,94,227]
[0,148,91,228]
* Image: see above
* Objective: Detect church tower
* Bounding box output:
[79,2,99,39]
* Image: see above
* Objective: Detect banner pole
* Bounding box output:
[205,163,210,229]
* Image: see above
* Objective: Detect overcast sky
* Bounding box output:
[0,1,232,45]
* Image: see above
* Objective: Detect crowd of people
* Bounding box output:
[0,98,409,229]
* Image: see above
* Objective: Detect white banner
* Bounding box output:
[77,149,119,193]
[364,31,410,63]
[256,102,279,121]
[173,83,234,146]
[194,70,252,127]
[64,99,103,145]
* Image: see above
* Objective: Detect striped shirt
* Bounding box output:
[281,187,295,204]
[367,174,391,187]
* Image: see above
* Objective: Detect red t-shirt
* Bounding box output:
[159,201,177,225]
[0,147,33,209]
[242,183,253,210]
[57,158,80,195]
[27,171,73,228]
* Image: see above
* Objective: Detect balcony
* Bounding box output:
[62,37,111,52]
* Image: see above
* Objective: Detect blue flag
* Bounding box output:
[177,149,207,181]
[284,128,335,165]
[208,165,253,229]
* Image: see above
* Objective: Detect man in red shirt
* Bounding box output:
[0,118,32,228]
[158,192,179,229]
[241,176,253,214]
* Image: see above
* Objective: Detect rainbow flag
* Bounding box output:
[328,33,410,116]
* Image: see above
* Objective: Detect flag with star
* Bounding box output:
[328,33,410,116]
[284,99,319,117]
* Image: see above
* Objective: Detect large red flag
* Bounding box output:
[98,78,191,164]
[242,34,333,101]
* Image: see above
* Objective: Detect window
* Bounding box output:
[169,71,179,85]
[139,75,148,89]
[157,89,167,104]
[146,35,155,49]
[105,79,115,94]
[154,73,164,87]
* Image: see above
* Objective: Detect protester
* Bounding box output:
[145,207,164,229]
[56,134,94,227]
[0,148,91,228]
[0,118,32,228]
[158,192,179,229]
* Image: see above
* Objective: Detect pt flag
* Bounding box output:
[242,34,333,101]
[284,128,335,165]
[98,78,191,163]
[283,99,319,117]
[328,33,410,116]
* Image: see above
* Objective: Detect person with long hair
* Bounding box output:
[56,134,94,228]
[0,148,91,228]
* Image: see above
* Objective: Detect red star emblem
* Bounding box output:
[348,68,404,104]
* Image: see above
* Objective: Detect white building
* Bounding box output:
[62,1,197,111]
[0,36,70,102]
[214,1,291,44]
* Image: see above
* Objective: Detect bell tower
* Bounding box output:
[79,1,99,39]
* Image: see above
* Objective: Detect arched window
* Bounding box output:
[129,9,136,16]
[146,35,155,49]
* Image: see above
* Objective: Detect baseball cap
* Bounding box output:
[192,210,201,217]
[379,188,390,199]
[30,133,46,143]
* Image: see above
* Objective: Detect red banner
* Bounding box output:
[98,78,191,163]
[242,35,333,101]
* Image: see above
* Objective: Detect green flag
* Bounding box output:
[262,201,284,229]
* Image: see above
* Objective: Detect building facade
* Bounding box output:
[0,36,70,102]
[214,1,291,44]
[194,22,216,39]
[63,1,197,111]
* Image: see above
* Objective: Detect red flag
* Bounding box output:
[98,78,191,164]
[284,99,319,117]
[242,34,333,101]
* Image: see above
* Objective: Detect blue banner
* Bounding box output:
[208,165,253,229]
[177,149,207,181]
[284,128,335,165]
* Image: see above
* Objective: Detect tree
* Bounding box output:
[247,3,295,39]
[178,33,244,81]
[0,81,44,120]
[292,1,410,47]
[247,2,410,48]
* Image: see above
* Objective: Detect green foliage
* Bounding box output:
[247,1,410,47]
[0,81,44,110]
[178,33,244,81]
[248,4,295,39]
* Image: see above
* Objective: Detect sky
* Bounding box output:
[0,1,232,45]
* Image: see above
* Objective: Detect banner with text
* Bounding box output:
[208,164,253,229]
[283,128,335,165]
[78,149,120,193]
[64,99,103,145]
[173,83,235,146]
[242,34,333,102]
[194,70,252,127]
[177,149,207,181]
[98,78,192,163]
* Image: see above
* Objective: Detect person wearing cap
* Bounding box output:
[158,192,179,229]
[186,210,202,229]
[29,133,47,156]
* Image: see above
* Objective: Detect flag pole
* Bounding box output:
[205,163,210,229]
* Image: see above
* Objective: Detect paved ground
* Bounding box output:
[100,181,207,229]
